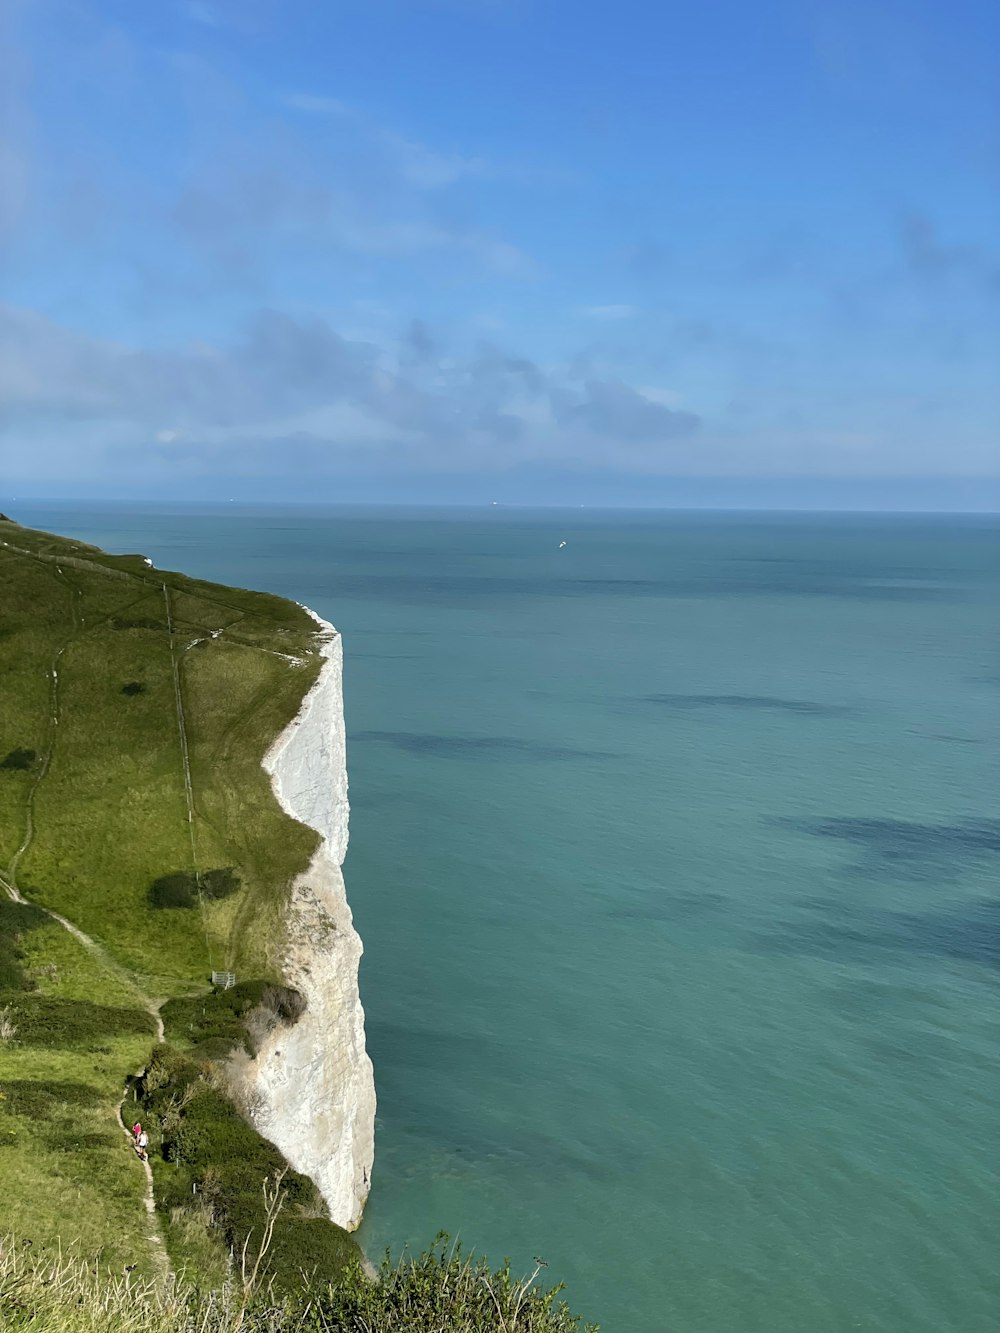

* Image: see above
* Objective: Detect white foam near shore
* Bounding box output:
[241,616,375,1231]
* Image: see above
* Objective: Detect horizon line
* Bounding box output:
[7,497,999,518]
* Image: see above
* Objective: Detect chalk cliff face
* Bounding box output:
[247,617,375,1232]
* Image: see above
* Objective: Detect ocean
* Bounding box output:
[15,502,999,1333]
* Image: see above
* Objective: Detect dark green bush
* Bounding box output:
[0,747,36,771]
[5,995,155,1048]
[121,681,146,696]
[199,867,241,901]
[149,867,241,909]
[268,1217,361,1292]
[260,984,306,1024]
[164,1084,266,1168]
[140,1044,199,1101]
[188,1035,241,1061]
[161,980,303,1056]
[161,992,246,1050]
[149,872,199,909]
[0,1079,103,1118]
[46,1129,116,1153]
[138,1045,361,1292]
[302,1236,598,1332]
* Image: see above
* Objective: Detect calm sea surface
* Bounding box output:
[15,503,999,1333]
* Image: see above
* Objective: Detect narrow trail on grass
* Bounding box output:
[163,583,217,976]
[6,565,80,889]
[115,1007,171,1287]
[163,584,198,860]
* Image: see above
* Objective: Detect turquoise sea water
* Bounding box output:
[15,503,999,1333]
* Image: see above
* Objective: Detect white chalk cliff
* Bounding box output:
[247,615,375,1231]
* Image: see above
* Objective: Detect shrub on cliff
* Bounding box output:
[161,980,305,1058]
[200,868,241,901]
[308,1238,599,1333]
[149,868,241,910]
[4,994,155,1047]
[138,1045,361,1292]
[149,873,200,909]
[0,747,36,771]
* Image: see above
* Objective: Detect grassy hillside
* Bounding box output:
[0,516,352,1280]
[0,516,324,982]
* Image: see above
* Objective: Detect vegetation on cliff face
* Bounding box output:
[133,1042,361,1290]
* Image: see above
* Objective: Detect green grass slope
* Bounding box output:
[0,516,354,1281]
[0,518,323,983]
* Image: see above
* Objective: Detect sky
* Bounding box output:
[1,0,998,508]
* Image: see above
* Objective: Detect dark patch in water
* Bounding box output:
[353,628,435,637]
[316,570,963,608]
[367,1020,489,1067]
[823,976,949,1018]
[758,896,1000,969]
[779,816,1000,882]
[640,693,853,717]
[365,1020,632,1180]
[352,730,612,761]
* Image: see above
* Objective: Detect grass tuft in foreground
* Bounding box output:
[0,1232,598,1332]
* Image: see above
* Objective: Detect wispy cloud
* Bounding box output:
[285,93,488,188]
[379,131,486,188]
[3,26,539,290]
[164,120,535,271]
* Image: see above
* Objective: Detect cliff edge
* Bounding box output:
[247,615,376,1231]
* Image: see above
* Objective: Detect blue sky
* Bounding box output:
[1,0,998,507]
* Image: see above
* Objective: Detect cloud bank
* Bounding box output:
[0,304,700,482]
